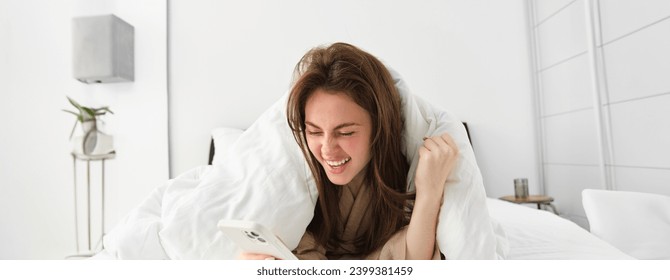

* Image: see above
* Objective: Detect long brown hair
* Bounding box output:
[286,42,411,255]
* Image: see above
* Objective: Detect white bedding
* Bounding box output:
[486,199,633,260]
[101,70,500,259]
[96,190,633,260]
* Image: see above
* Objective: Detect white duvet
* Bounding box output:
[103,71,502,259]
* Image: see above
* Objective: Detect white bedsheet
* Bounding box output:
[486,198,634,260]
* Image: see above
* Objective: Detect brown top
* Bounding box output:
[293,184,441,260]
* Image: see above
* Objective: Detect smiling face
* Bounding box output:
[304,89,373,186]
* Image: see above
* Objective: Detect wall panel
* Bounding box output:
[599,0,670,43]
[614,167,670,196]
[604,18,670,103]
[608,87,670,168]
[540,53,593,115]
[542,110,600,165]
[536,0,586,69]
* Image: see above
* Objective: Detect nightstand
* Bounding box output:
[499,195,558,214]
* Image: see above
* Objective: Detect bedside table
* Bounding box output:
[499,195,558,214]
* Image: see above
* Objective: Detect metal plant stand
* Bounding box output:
[66,152,115,259]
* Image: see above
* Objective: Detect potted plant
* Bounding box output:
[63,96,114,155]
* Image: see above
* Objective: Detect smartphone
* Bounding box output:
[217,219,298,260]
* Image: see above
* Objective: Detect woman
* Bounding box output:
[246,42,458,260]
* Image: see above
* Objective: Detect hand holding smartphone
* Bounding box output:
[218,219,298,260]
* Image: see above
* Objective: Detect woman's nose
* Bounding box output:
[320,135,338,154]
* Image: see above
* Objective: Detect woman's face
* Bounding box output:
[304,89,372,186]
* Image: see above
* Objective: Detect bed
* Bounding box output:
[96,125,637,260]
[95,70,644,260]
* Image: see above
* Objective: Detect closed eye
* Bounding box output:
[339,132,355,136]
[307,131,323,136]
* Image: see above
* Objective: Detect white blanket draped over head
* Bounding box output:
[103,70,503,259]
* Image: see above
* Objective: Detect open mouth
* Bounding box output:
[325,157,351,168]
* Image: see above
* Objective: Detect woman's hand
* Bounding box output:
[406,133,458,259]
[413,133,459,202]
[238,252,279,260]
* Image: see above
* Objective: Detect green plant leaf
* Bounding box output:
[62,109,79,117]
[64,96,113,124]
[68,120,78,140]
[62,109,83,122]
[82,107,96,120]
[66,96,83,111]
[101,107,114,114]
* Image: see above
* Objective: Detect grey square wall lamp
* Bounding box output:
[72,14,134,84]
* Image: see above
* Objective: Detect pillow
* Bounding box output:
[210,127,244,165]
[582,189,670,259]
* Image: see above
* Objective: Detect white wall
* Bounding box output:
[169,0,538,199]
[531,0,670,228]
[0,0,168,259]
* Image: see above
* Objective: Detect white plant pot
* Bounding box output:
[81,119,96,133]
[71,120,114,155]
